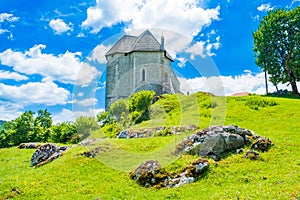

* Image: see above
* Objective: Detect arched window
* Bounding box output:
[142,69,145,81]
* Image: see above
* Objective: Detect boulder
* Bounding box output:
[30,144,70,167]
[129,160,165,187]
[18,142,43,149]
[246,150,259,160]
[250,137,273,152]
[117,130,130,139]
[166,159,209,188]
[130,159,209,188]
[175,126,245,158]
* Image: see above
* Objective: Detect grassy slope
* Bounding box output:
[0,94,299,199]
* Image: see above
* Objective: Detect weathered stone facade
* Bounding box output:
[105,30,180,109]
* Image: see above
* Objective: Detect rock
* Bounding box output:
[250,137,273,152]
[78,138,102,146]
[80,145,111,158]
[117,125,199,139]
[174,125,270,160]
[130,159,209,188]
[246,150,259,160]
[236,148,244,154]
[117,130,130,139]
[18,142,43,149]
[30,143,71,167]
[175,127,244,158]
[129,160,164,187]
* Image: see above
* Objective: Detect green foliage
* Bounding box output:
[96,111,108,122]
[101,122,121,138]
[245,97,277,110]
[110,98,129,121]
[129,90,155,123]
[253,7,300,94]
[0,120,5,131]
[0,110,52,147]
[154,127,172,137]
[96,111,117,127]
[51,122,79,144]
[129,90,155,113]
[200,99,218,109]
[74,116,100,139]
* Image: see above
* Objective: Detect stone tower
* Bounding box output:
[105,29,180,109]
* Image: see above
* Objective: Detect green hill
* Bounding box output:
[0,94,299,199]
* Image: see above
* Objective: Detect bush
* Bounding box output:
[245,97,277,110]
[74,116,100,139]
[50,122,80,144]
[101,122,121,138]
[129,90,155,123]
[110,98,129,121]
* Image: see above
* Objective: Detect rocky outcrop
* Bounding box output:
[117,125,198,139]
[30,144,71,167]
[129,160,163,187]
[250,137,273,152]
[18,142,43,149]
[173,125,271,160]
[165,159,209,188]
[129,159,209,188]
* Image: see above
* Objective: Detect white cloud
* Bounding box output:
[0,80,70,106]
[49,18,73,34]
[0,29,9,35]
[291,0,300,4]
[0,101,23,121]
[52,108,104,123]
[82,0,220,37]
[90,44,112,64]
[177,57,187,68]
[257,3,274,12]
[0,13,19,39]
[179,71,300,96]
[184,35,220,59]
[0,70,28,81]
[0,44,100,86]
[185,41,206,59]
[0,13,19,23]
[73,98,98,106]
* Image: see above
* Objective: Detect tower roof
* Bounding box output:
[105,29,172,61]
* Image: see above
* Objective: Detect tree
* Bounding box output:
[74,116,99,139]
[33,109,53,142]
[129,90,155,122]
[109,98,131,126]
[51,122,79,144]
[253,7,300,94]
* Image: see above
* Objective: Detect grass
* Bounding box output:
[0,94,300,199]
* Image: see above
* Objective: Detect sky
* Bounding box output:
[0,0,299,122]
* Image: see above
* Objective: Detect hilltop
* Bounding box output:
[0,94,299,199]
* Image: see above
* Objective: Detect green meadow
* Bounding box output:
[0,93,299,199]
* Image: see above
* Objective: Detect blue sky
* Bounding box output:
[0,0,299,122]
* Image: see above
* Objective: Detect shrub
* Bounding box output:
[74,116,100,139]
[101,122,121,138]
[110,98,129,121]
[129,90,155,123]
[51,122,80,144]
[245,97,277,110]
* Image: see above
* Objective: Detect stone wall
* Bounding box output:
[105,51,180,109]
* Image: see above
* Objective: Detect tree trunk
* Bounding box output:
[286,68,299,95]
[275,84,279,93]
[283,52,299,95]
